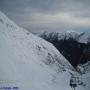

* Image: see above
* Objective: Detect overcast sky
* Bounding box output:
[0,0,90,33]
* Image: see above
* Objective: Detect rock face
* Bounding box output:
[40,31,90,67]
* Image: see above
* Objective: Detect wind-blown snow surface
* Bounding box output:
[0,11,73,90]
[0,11,89,90]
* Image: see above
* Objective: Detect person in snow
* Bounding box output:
[70,77,77,90]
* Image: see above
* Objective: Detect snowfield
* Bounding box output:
[0,11,90,90]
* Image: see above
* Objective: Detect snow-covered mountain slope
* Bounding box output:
[77,32,90,43]
[0,11,75,90]
[60,31,90,44]
[76,61,90,90]
[66,31,90,43]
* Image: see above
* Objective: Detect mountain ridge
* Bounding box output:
[0,10,74,90]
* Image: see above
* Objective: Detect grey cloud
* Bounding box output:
[0,0,90,33]
[1,0,90,13]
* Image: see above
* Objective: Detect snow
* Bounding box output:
[0,11,90,90]
[77,32,90,43]
[77,62,90,90]
[64,31,90,43]
[65,30,90,43]
[40,31,90,43]
[0,11,73,90]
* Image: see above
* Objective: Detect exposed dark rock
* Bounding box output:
[40,32,90,67]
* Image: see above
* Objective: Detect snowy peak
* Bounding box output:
[0,10,72,72]
[0,11,18,28]
[77,32,90,43]
[40,31,90,43]
[0,11,74,90]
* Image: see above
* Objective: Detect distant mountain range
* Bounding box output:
[40,31,90,67]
